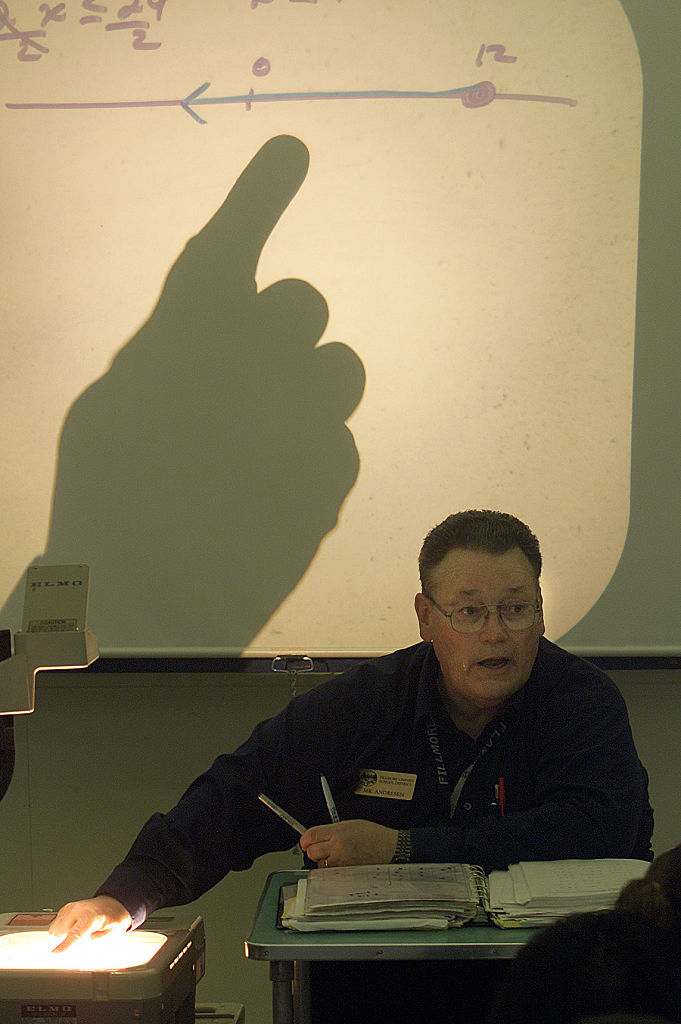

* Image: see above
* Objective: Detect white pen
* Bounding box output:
[320,774,340,823]
[258,793,307,835]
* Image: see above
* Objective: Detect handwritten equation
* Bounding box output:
[0,0,346,61]
[0,0,167,59]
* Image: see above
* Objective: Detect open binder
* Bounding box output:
[281,858,651,932]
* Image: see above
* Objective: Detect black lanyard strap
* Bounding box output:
[427,716,508,817]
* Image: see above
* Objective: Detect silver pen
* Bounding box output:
[258,793,307,835]
[320,774,340,823]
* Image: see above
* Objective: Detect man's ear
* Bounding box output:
[536,585,546,637]
[414,593,434,641]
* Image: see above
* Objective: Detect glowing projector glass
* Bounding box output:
[0,929,167,970]
[0,912,205,1024]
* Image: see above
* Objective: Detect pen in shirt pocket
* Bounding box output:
[493,777,507,816]
[321,774,340,823]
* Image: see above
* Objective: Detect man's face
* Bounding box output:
[414,547,545,728]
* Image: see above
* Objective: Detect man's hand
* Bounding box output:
[48,896,132,953]
[300,819,399,868]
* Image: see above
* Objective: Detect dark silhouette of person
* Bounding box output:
[486,909,681,1024]
[615,843,681,939]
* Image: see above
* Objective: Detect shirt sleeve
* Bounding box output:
[95,688,336,926]
[410,665,653,873]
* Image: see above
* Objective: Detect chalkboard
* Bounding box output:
[1,1,678,658]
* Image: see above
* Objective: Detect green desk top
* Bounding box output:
[244,871,538,962]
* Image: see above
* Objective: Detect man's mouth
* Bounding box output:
[476,656,511,669]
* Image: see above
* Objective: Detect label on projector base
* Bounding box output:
[21,1007,77,1022]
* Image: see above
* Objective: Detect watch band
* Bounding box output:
[391,828,412,863]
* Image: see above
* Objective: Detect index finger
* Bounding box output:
[49,912,87,954]
[50,929,82,954]
[300,824,335,849]
[179,134,311,294]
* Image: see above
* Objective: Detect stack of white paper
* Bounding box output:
[487,858,650,927]
[282,863,484,932]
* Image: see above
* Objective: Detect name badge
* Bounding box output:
[354,769,417,801]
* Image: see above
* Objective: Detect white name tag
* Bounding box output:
[354,769,417,801]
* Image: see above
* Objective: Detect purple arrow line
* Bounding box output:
[6,79,577,125]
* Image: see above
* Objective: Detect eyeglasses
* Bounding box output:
[427,595,540,634]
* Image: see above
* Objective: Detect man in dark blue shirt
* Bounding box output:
[49,510,653,1021]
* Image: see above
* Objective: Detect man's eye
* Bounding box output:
[503,602,530,617]
[457,606,484,618]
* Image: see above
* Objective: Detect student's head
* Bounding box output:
[486,909,681,1024]
[414,511,544,731]
[615,843,681,936]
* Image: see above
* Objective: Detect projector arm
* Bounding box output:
[0,628,99,714]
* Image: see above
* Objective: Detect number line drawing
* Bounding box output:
[6,79,577,124]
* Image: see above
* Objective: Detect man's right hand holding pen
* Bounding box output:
[300,818,401,868]
[259,785,401,868]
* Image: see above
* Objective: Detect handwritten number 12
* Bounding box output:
[475,44,518,66]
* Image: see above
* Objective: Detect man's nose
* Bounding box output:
[478,607,508,641]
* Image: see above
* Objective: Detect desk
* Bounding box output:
[244,872,537,1024]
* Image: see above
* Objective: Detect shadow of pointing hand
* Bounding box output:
[36,135,365,652]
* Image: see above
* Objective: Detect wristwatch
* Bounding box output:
[391,829,412,863]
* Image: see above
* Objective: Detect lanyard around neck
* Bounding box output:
[427,715,508,817]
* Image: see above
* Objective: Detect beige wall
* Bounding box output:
[0,667,678,1021]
